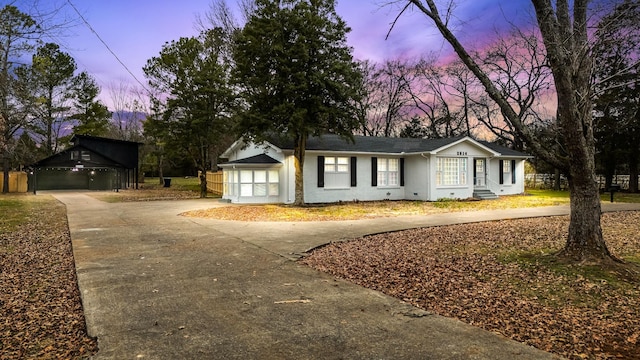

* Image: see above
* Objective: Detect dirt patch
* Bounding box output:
[302,212,640,360]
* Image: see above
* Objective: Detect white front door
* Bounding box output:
[474,159,485,187]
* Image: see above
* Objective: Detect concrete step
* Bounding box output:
[473,189,499,200]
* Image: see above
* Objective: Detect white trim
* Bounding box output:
[427,137,501,157]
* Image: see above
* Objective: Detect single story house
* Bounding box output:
[219,134,530,204]
[29,135,141,192]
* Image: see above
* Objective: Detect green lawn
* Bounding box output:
[142,176,201,191]
[0,195,50,232]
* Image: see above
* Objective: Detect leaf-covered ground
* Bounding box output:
[302,212,640,360]
[0,195,97,359]
[89,178,202,202]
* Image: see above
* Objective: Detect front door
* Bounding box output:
[474,158,485,187]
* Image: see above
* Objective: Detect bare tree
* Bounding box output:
[445,60,478,137]
[352,60,377,136]
[107,82,146,141]
[362,59,414,137]
[394,0,618,263]
[408,57,471,138]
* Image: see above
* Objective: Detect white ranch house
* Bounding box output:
[219,135,530,204]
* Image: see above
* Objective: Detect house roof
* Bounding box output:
[477,140,529,157]
[264,134,529,157]
[219,154,282,167]
[31,144,124,168]
[71,135,141,169]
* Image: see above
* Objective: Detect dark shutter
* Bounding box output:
[317,156,325,188]
[511,160,516,184]
[473,159,477,179]
[499,160,504,185]
[350,157,357,187]
[371,157,377,186]
[400,158,405,186]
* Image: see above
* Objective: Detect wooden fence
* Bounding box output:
[0,171,28,193]
[199,170,223,195]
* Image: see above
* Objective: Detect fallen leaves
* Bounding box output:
[180,192,583,222]
[0,196,97,359]
[302,211,640,360]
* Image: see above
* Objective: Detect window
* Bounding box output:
[226,169,279,197]
[253,170,267,196]
[377,158,399,187]
[268,170,279,196]
[500,160,515,185]
[320,156,351,189]
[325,157,349,173]
[240,170,254,196]
[224,171,236,196]
[437,157,467,186]
[503,160,511,174]
[81,151,91,161]
[70,151,79,160]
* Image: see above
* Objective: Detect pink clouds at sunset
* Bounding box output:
[10,0,537,106]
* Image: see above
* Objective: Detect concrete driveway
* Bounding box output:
[52,192,618,359]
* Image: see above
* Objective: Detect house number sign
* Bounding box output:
[456,151,467,156]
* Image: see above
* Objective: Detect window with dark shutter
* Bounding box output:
[400,158,405,186]
[511,160,516,184]
[317,156,325,188]
[499,160,504,184]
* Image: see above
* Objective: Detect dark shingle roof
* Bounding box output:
[266,134,528,157]
[477,140,529,157]
[268,134,466,153]
[224,154,281,165]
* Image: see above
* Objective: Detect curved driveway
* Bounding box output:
[54,193,639,359]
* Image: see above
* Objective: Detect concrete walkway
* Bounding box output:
[53,193,639,359]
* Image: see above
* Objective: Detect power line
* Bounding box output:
[66,0,150,94]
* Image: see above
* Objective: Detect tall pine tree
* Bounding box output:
[233,0,362,205]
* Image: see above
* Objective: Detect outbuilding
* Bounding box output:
[30,135,141,192]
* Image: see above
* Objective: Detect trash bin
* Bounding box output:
[609,184,621,202]
[163,178,172,187]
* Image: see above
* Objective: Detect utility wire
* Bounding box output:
[66,0,150,93]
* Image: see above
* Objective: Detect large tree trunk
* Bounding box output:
[2,153,9,194]
[532,0,614,263]
[157,152,164,185]
[404,0,615,263]
[563,171,611,261]
[199,169,207,198]
[293,135,306,206]
[629,148,639,193]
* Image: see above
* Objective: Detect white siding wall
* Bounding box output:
[303,153,406,204]
[429,142,495,200]
[488,159,526,196]
[403,155,429,201]
[223,139,527,204]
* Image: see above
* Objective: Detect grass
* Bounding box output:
[0,194,50,232]
[143,176,202,191]
[501,251,639,309]
[184,189,640,221]
[90,176,204,202]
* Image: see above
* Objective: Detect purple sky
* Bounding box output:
[35,0,533,108]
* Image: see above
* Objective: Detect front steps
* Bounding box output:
[473,188,498,200]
